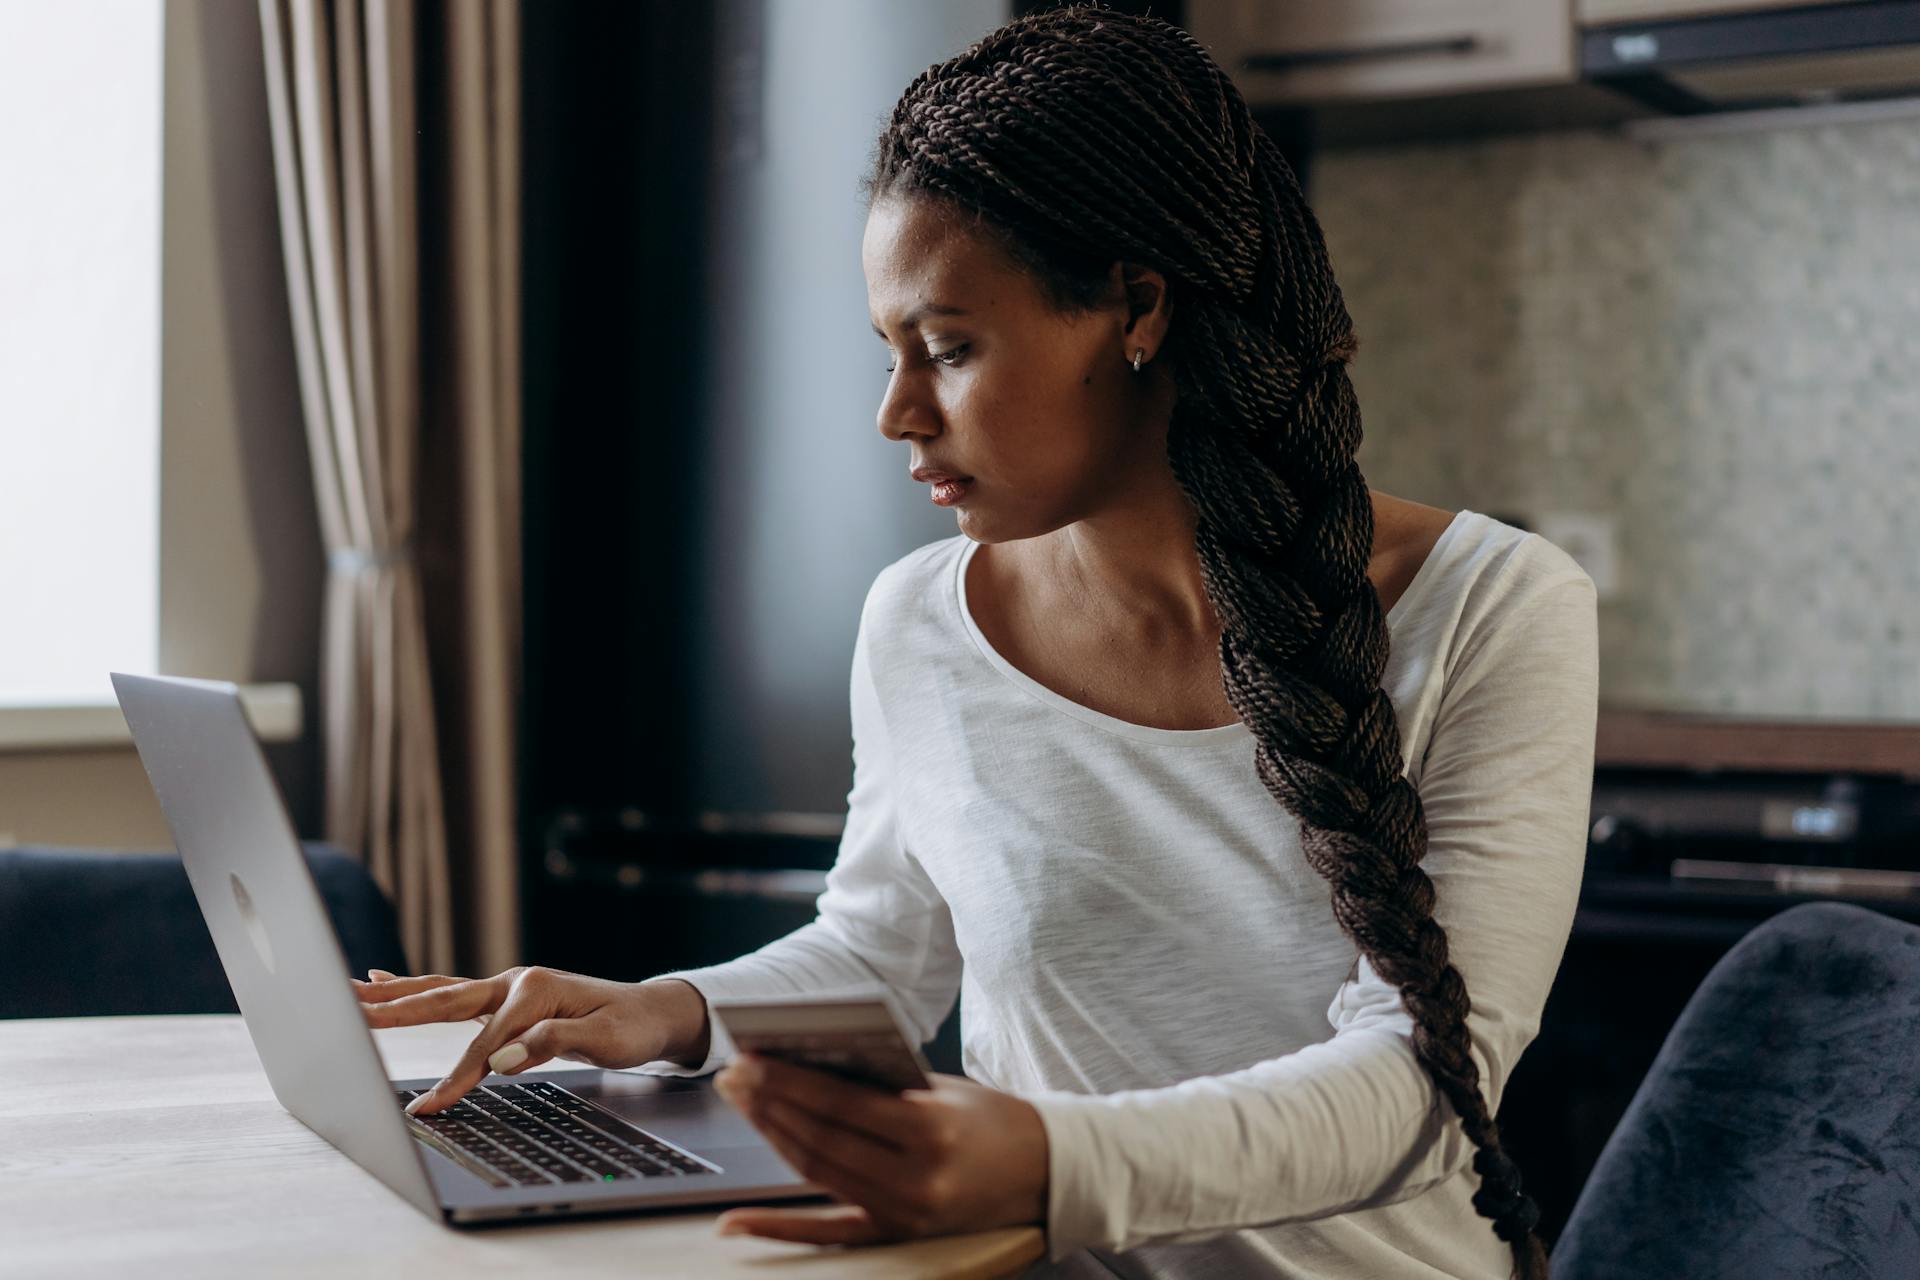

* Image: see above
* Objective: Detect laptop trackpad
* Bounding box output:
[572,1076,764,1152]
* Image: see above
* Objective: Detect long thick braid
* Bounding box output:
[869,8,1549,1277]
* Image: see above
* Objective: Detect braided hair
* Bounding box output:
[863,7,1549,1277]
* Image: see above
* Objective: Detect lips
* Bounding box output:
[910,465,973,514]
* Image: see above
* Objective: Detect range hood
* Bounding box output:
[1582,1,1920,113]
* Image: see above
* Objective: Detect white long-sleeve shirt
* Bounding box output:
[635,509,1600,1279]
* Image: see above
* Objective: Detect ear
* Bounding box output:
[1111,260,1172,365]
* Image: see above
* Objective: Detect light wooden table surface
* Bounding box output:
[0,1014,1046,1279]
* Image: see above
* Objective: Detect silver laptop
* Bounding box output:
[111,671,819,1225]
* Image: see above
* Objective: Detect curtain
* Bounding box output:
[258,0,521,976]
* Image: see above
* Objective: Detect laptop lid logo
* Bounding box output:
[230,873,277,974]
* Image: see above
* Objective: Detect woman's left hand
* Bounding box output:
[711,1053,1049,1245]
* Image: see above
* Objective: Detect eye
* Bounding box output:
[884,344,968,374]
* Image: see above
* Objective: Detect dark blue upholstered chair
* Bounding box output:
[1552,900,1920,1279]
[0,842,408,1018]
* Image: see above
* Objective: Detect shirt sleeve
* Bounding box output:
[630,588,964,1078]
[1025,565,1600,1260]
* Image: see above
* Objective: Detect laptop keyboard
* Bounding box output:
[397,1079,719,1188]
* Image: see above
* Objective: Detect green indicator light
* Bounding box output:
[604,1174,615,1180]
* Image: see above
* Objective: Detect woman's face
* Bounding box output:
[861,195,1172,544]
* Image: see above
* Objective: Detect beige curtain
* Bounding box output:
[259,0,521,976]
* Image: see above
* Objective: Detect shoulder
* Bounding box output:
[858,534,969,636]
[1454,512,1593,602]
[1437,511,1598,688]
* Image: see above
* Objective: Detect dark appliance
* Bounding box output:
[1584,0,1920,115]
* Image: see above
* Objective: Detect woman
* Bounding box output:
[357,9,1597,1278]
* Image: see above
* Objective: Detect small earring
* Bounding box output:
[1131,348,1145,373]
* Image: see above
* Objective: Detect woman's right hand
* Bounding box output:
[353,966,711,1116]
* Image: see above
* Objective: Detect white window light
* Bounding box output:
[0,0,164,704]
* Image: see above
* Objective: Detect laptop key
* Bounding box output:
[576,1135,663,1173]
[453,1138,550,1186]
[527,1126,641,1180]
[405,1118,511,1189]
[459,1081,721,1178]
[519,1090,716,1174]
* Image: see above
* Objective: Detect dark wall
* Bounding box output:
[521,0,719,834]
[521,1,1006,848]
[516,0,1007,990]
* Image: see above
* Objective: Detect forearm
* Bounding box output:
[1027,1024,1481,1259]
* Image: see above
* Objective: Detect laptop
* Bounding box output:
[111,671,820,1225]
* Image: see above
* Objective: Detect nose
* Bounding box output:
[876,365,938,443]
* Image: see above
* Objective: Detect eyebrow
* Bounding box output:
[870,303,970,338]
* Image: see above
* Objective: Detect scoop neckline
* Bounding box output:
[953,509,1474,747]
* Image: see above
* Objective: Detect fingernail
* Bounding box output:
[405,1095,428,1115]
[489,1042,529,1074]
[369,968,396,981]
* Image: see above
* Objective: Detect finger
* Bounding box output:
[362,979,498,1028]
[721,1053,921,1150]
[715,1203,886,1246]
[356,974,467,1007]
[406,979,543,1115]
[756,1094,927,1191]
[737,1099,921,1228]
[479,1017,584,1077]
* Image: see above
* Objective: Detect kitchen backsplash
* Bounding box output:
[1311,116,1920,723]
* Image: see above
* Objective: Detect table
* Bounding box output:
[0,1014,1046,1279]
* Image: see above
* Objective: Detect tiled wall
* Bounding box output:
[1310,117,1920,722]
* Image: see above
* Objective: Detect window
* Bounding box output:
[0,0,163,701]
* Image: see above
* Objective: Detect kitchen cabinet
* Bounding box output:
[1578,0,1854,24]
[1184,0,1576,103]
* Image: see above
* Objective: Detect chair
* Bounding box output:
[1551,900,1920,1279]
[0,842,409,1018]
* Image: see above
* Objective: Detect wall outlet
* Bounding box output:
[1534,512,1619,601]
